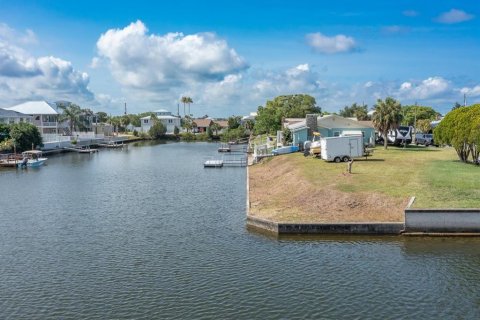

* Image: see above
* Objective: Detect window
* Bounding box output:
[144,119,149,124]
[168,119,173,123]
[333,131,340,137]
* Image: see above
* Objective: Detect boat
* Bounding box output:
[309,132,322,157]
[271,145,299,155]
[17,150,48,168]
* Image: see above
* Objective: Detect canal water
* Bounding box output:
[0,142,479,319]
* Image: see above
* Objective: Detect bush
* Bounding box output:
[9,122,42,151]
[138,132,149,139]
[196,133,210,141]
[179,132,195,141]
[0,123,10,143]
[221,126,247,142]
[133,129,139,137]
[0,138,14,152]
[149,122,167,139]
[174,126,180,135]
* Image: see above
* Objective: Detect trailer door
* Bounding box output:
[349,138,360,157]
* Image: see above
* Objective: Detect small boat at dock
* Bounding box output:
[271,145,299,155]
[18,150,48,168]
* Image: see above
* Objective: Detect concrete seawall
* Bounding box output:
[246,216,404,235]
[405,209,480,233]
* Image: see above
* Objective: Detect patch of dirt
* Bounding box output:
[248,156,406,223]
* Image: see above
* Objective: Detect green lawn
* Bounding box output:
[293,145,480,208]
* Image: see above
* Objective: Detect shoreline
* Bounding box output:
[246,150,480,236]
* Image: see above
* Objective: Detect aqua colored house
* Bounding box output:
[288,121,309,146]
[285,114,375,146]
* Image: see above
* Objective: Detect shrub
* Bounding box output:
[196,133,210,141]
[179,132,195,141]
[9,123,42,151]
[149,122,167,139]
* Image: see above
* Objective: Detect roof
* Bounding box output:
[5,101,58,115]
[357,120,374,128]
[287,120,308,131]
[317,114,373,130]
[0,108,30,118]
[154,109,171,113]
[193,118,213,127]
[141,115,179,120]
[214,120,228,128]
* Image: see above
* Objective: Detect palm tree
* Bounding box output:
[186,97,193,116]
[59,104,82,135]
[372,97,403,149]
[210,122,221,136]
[181,96,188,116]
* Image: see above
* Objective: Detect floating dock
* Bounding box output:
[63,147,98,154]
[204,160,224,168]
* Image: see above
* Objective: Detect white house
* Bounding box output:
[141,109,181,134]
[0,108,33,124]
[4,101,59,135]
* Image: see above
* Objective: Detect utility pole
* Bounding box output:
[177,103,180,117]
[124,102,127,115]
[412,101,417,144]
[464,93,467,107]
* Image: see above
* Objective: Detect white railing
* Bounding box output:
[72,132,104,140]
[41,134,71,143]
[41,122,57,127]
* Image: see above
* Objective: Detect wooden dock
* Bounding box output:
[64,147,98,154]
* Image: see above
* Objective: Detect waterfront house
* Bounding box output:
[4,101,59,137]
[193,118,213,133]
[140,109,181,134]
[0,108,33,125]
[285,114,375,146]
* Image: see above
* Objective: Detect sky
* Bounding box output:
[0,0,479,116]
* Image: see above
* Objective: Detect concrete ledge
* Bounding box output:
[246,216,403,234]
[405,208,480,233]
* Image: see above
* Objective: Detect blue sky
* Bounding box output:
[0,0,478,116]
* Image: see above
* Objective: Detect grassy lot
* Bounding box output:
[296,145,480,208]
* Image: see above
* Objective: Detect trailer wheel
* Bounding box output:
[342,156,350,162]
[334,157,341,163]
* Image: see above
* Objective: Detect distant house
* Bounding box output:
[285,114,375,146]
[4,101,59,136]
[193,118,213,133]
[241,112,257,123]
[0,108,32,125]
[212,120,229,134]
[140,109,181,134]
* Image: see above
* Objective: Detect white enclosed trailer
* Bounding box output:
[320,135,365,162]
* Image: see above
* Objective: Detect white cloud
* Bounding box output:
[399,77,450,99]
[436,9,474,24]
[0,23,37,45]
[460,85,480,97]
[0,29,95,107]
[306,32,357,54]
[252,63,324,99]
[95,20,248,89]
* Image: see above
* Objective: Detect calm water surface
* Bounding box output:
[1,142,479,319]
